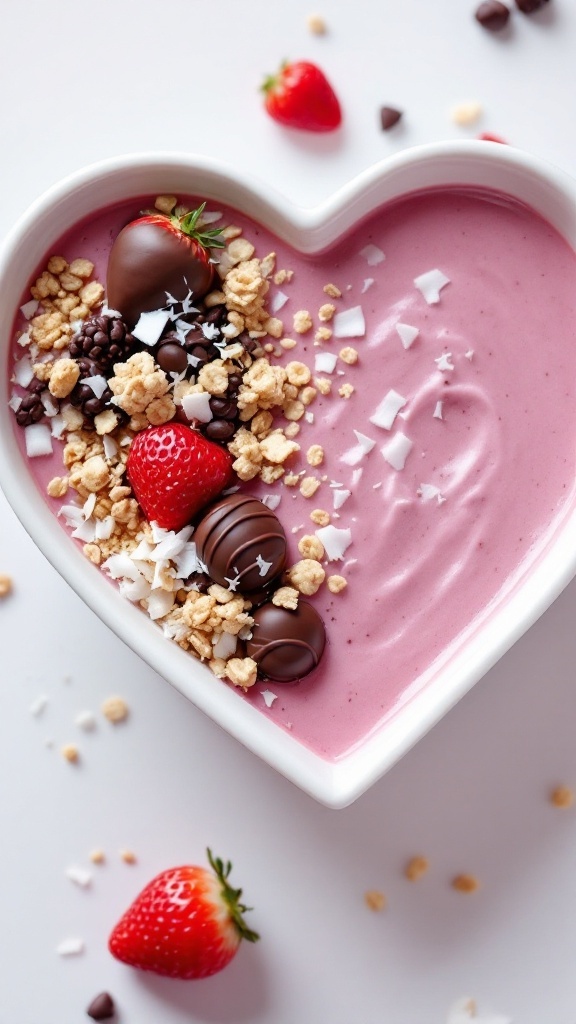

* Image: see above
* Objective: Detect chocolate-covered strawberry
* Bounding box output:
[106,203,225,328]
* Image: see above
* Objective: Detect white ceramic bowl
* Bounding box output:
[2,143,576,808]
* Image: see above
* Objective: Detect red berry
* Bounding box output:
[108,851,259,980]
[106,204,225,328]
[261,60,342,132]
[127,423,233,531]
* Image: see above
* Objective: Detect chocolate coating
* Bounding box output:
[194,494,287,594]
[106,220,213,328]
[246,601,326,682]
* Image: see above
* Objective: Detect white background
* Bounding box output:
[1,1,576,1021]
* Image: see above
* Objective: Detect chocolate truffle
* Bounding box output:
[246,600,326,682]
[106,220,213,328]
[194,494,287,595]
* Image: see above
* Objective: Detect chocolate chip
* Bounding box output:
[380,106,402,131]
[209,396,238,420]
[515,0,549,10]
[475,0,510,28]
[155,342,188,373]
[86,991,116,1020]
[205,418,237,441]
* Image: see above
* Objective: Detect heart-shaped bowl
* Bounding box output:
[2,143,576,808]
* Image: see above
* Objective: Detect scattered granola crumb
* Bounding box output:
[293,310,313,334]
[550,784,574,808]
[338,382,355,399]
[324,282,342,298]
[451,873,480,893]
[310,508,330,527]
[451,100,483,126]
[101,695,129,724]
[0,573,13,598]
[364,889,386,912]
[272,586,299,610]
[120,849,137,865]
[298,534,325,560]
[300,476,321,498]
[306,444,324,467]
[404,855,429,881]
[318,302,336,322]
[327,574,347,594]
[89,849,106,865]
[307,12,327,33]
[339,346,359,365]
[61,743,80,764]
[287,558,325,596]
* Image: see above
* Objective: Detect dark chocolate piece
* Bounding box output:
[194,494,287,594]
[380,106,403,131]
[515,0,549,10]
[155,341,189,374]
[106,220,213,328]
[246,600,326,682]
[87,991,116,1020]
[475,0,510,29]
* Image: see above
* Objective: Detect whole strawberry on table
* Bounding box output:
[261,60,342,132]
[108,849,259,979]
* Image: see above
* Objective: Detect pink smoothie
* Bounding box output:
[9,189,576,759]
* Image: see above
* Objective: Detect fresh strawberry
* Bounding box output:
[127,422,233,531]
[106,202,225,327]
[261,60,342,132]
[108,850,259,979]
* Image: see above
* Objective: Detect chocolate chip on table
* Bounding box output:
[514,0,549,10]
[475,0,511,29]
[379,106,402,131]
[86,991,116,1020]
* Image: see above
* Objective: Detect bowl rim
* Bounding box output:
[2,140,576,808]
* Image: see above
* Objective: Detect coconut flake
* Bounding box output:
[361,278,374,293]
[147,590,175,620]
[200,321,220,341]
[340,430,376,466]
[369,389,407,430]
[333,489,351,510]
[314,524,352,561]
[395,322,420,350]
[25,423,53,457]
[181,392,213,423]
[351,468,363,488]
[133,308,171,346]
[20,298,39,320]
[8,392,22,413]
[102,434,118,460]
[80,374,108,400]
[12,355,34,388]
[83,493,97,519]
[359,244,385,266]
[75,710,97,731]
[465,348,474,360]
[272,290,289,312]
[213,632,237,659]
[435,352,454,372]
[433,400,444,420]
[333,305,365,339]
[261,493,281,511]
[314,351,338,374]
[381,432,413,471]
[56,937,84,957]
[30,695,48,716]
[414,268,450,304]
[65,865,92,888]
[261,689,278,708]
[255,553,273,577]
[304,410,314,424]
[418,483,445,504]
[50,414,66,439]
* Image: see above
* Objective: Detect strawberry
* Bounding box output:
[108,850,259,979]
[106,202,225,328]
[127,422,233,531]
[261,60,342,132]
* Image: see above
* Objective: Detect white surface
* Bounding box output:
[1,0,576,1020]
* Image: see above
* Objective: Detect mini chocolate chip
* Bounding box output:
[475,0,511,28]
[205,419,237,441]
[188,345,210,364]
[86,991,115,1020]
[380,106,402,131]
[155,342,188,374]
[209,396,238,420]
[515,0,549,9]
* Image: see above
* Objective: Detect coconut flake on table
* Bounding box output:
[261,493,281,511]
[446,996,512,1024]
[56,937,84,957]
[435,352,454,372]
[12,354,34,388]
[395,322,420,350]
[25,423,53,458]
[133,308,171,346]
[213,632,237,659]
[333,489,351,510]
[75,710,97,730]
[181,391,213,423]
[359,244,385,266]
[65,865,92,889]
[81,374,108,400]
[314,524,352,561]
[361,278,374,293]
[30,694,48,716]
[261,689,278,708]
[333,305,366,339]
[414,268,450,304]
[315,351,338,374]
[381,432,413,471]
[340,430,376,466]
[369,389,407,430]
[20,298,39,320]
[271,290,289,313]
